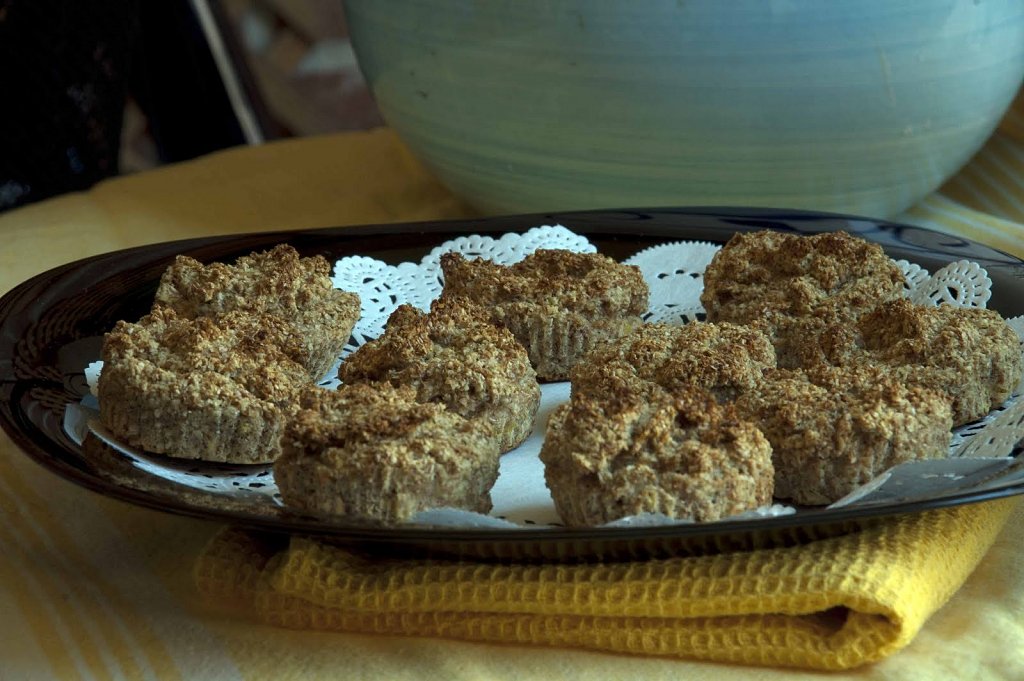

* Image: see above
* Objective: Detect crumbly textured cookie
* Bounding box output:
[274,383,501,524]
[734,367,953,505]
[853,299,1022,425]
[98,307,310,463]
[338,297,540,452]
[154,244,360,380]
[540,382,774,526]
[746,307,856,369]
[571,321,776,403]
[701,230,905,326]
[777,299,1022,425]
[439,249,649,381]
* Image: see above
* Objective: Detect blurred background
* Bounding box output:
[1,0,378,211]
[3,0,1020,218]
[121,0,382,172]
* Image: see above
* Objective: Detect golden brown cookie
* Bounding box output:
[338,297,539,452]
[734,367,953,505]
[540,382,774,526]
[274,384,501,524]
[772,299,1021,425]
[852,299,1022,425]
[571,321,776,403]
[439,249,649,381]
[747,307,856,369]
[155,244,360,380]
[98,307,309,463]
[700,230,905,326]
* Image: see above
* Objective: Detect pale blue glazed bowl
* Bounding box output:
[345,0,1024,217]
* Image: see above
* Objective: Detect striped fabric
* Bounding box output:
[1,99,1023,678]
[899,90,1024,258]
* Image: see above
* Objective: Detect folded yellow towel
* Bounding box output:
[195,497,1018,671]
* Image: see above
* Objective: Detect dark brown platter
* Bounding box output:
[2,207,1023,562]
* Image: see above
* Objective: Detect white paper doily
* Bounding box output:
[77,226,1024,528]
[332,225,595,353]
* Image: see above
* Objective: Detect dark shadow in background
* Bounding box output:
[0,0,274,212]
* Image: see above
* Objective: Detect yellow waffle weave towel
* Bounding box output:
[195,497,1018,671]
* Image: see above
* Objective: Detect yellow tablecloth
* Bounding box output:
[2,112,1024,678]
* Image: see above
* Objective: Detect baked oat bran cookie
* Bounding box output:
[780,298,1022,425]
[439,249,649,381]
[540,383,773,526]
[98,307,310,463]
[274,383,501,523]
[746,307,857,369]
[338,297,540,452]
[700,230,905,326]
[570,321,776,403]
[853,299,1022,425]
[734,367,953,505]
[154,243,360,380]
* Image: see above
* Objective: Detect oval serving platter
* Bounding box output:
[2,207,1023,562]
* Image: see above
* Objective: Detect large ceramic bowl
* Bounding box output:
[345,0,1024,217]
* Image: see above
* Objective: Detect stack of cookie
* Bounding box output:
[98,245,652,524]
[705,231,1020,504]
[540,231,1020,524]
[96,232,1022,528]
[295,249,649,522]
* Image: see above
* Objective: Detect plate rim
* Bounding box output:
[2,206,1023,557]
